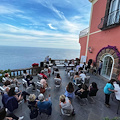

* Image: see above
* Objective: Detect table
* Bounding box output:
[113,83,120,114]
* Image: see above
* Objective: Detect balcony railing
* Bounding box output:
[98,10,120,30]
[79,28,89,38]
[4,59,78,78]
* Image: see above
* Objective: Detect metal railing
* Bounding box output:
[98,10,120,30]
[79,28,89,38]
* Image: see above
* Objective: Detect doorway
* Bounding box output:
[101,55,114,80]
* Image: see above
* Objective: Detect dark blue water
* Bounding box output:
[0,46,80,70]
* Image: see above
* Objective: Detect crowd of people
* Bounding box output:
[0,57,119,120]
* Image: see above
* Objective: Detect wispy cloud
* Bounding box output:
[0,4,23,14]
[0,0,91,49]
[47,23,57,30]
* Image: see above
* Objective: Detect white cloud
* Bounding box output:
[0,4,23,14]
[47,23,57,30]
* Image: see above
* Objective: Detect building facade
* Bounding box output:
[79,0,120,80]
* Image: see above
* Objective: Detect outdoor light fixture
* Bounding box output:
[88,47,93,53]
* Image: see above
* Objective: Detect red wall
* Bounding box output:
[79,36,87,58]
[90,0,107,33]
[88,26,120,62]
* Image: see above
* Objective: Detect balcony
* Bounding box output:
[98,10,120,30]
[79,27,89,38]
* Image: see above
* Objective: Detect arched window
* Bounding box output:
[101,54,114,80]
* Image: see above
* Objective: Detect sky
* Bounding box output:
[0,0,91,50]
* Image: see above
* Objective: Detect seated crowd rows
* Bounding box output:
[0,58,118,120]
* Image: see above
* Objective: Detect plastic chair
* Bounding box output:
[88,88,98,103]
[44,69,49,76]
[84,76,90,85]
[37,74,43,80]
[36,82,44,95]
[74,77,83,86]
[22,79,33,91]
[54,78,61,88]
[2,77,6,83]
[76,90,89,106]
[69,72,75,80]
[54,71,60,77]
[61,108,71,116]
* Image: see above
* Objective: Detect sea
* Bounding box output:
[0,46,80,70]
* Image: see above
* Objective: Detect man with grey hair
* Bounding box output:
[37,94,52,115]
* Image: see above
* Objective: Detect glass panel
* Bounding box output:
[107,0,119,25]
[101,56,113,79]
[111,0,117,12]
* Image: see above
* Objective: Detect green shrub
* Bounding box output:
[0,69,11,82]
[104,117,120,120]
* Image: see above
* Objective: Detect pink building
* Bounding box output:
[79,0,120,80]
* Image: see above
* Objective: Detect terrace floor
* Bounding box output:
[0,67,120,120]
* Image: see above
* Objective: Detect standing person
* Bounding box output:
[37,94,52,115]
[104,79,117,107]
[97,60,103,75]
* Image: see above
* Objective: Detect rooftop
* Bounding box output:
[0,67,120,120]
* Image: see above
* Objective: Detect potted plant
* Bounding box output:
[32,63,39,68]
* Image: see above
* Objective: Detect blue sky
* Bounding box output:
[0,0,91,49]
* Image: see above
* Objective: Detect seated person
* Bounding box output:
[25,75,35,90]
[14,87,30,102]
[39,70,48,80]
[79,71,86,83]
[59,94,75,115]
[2,81,11,94]
[88,82,98,96]
[40,79,51,92]
[44,65,51,76]
[23,70,29,79]
[73,72,80,83]
[76,64,80,72]
[4,73,20,86]
[82,62,87,70]
[64,82,75,99]
[37,94,52,115]
[0,107,24,120]
[55,73,62,80]
[75,84,88,98]
[68,68,74,77]
[8,87,22,102]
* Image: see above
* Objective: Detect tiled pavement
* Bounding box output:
[0,67,120,120]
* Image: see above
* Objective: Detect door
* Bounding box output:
[101,55,113,80]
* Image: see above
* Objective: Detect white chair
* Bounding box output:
[61,105,73,116]
[69,72,75,80]
[74,77,83,86]
[54,78,61,88]
[36,81,43,93]
[44,68,49,76]
[2,77,6,83]
[22,79,32,91]
[84,76,90,85]
[54,71,60,77]
[37,74,43,80]
[0,86,4,94]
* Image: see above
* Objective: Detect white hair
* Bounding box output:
[38,93,44,101]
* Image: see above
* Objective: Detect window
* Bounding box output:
[107,0,120,26]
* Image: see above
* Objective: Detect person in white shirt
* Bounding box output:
[79,71,86,83]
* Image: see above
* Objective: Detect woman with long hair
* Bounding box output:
[64,82,74,99]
